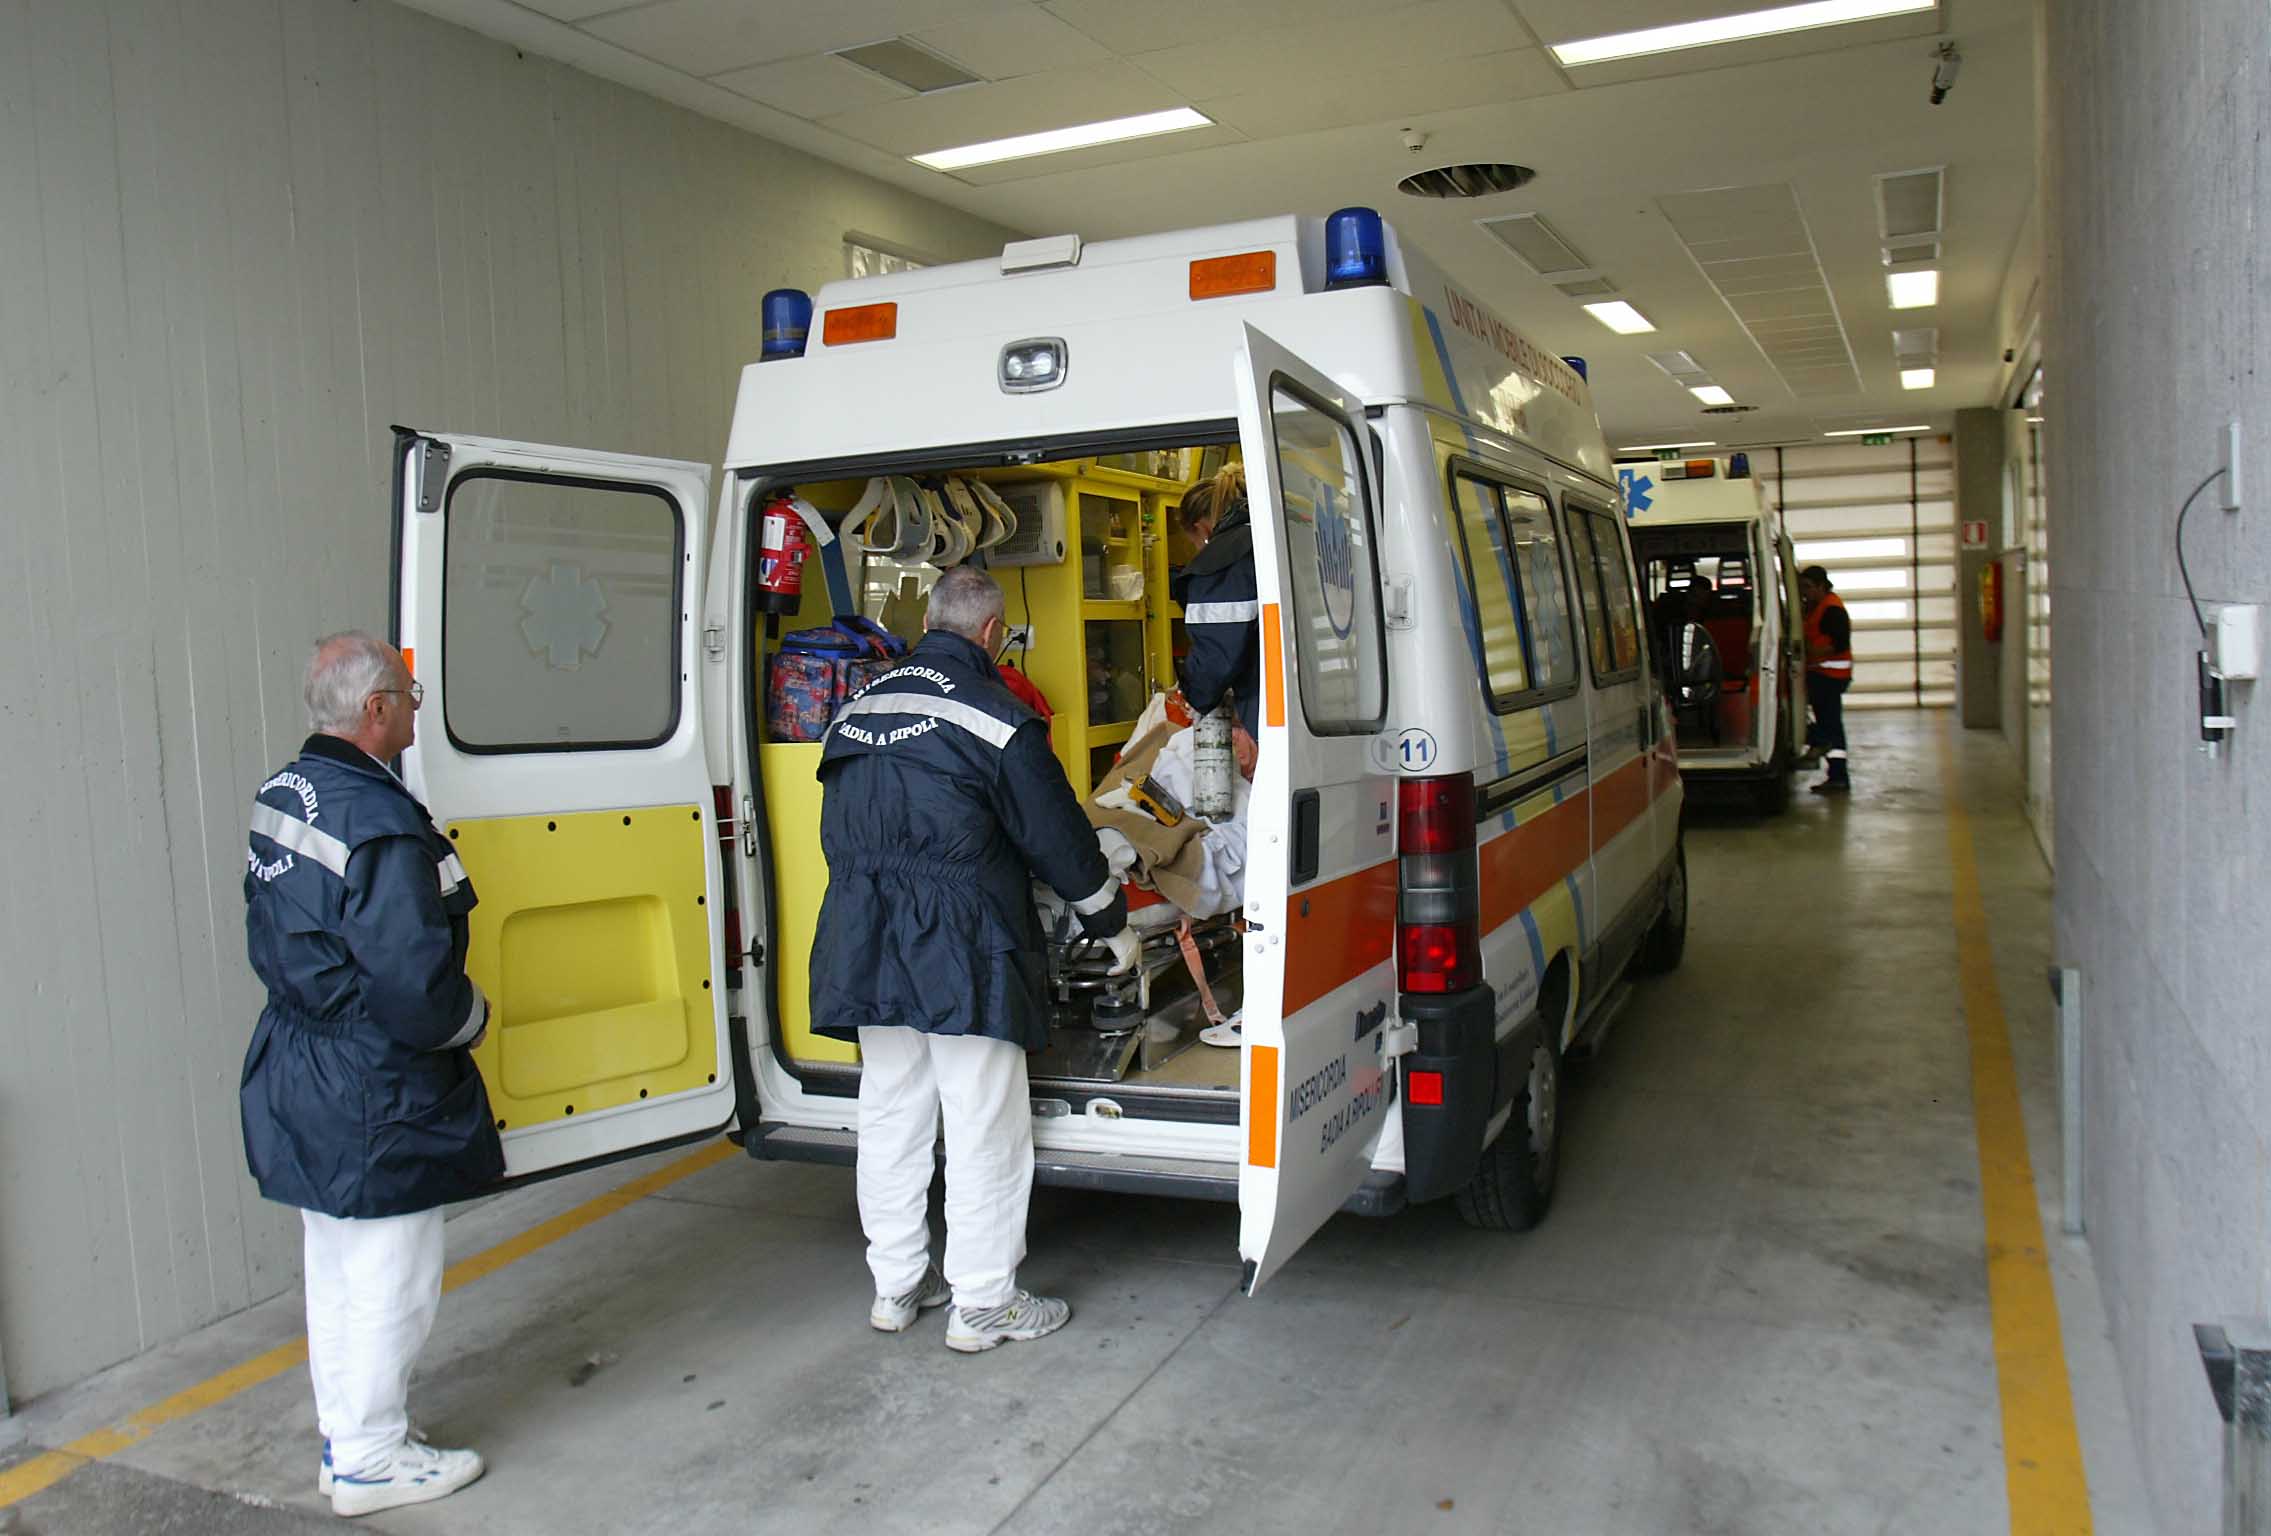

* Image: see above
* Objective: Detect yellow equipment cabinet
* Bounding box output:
[751,455,1192,1068]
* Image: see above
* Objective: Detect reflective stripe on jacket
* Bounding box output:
[811,630,1126,1051]
[1805,591,1854,678]
[240,734,504,1218]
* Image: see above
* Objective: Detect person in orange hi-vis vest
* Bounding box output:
[1797,565,1854,796]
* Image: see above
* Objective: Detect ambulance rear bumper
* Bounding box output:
[747,1122,1406,1215]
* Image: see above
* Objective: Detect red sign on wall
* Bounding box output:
[1961,520,1989,548]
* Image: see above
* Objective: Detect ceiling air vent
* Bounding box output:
[1554,277,1618,298]
[1647,349,1709,382]
[1479,212,1586,273]
[1399,163,1536,199]
[1876,166,1945,241]
[1700,404,1760,415]
[833,38,981,93]
[1892,326,1939,363]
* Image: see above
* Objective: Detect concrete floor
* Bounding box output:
[4,713,2158,1535]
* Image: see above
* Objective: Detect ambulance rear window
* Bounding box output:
[441,472,685,753]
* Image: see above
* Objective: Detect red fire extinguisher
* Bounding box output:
[755,494,813,615]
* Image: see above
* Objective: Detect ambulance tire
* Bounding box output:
[1633,843,1688,975]
[1452,1017,1558,1233]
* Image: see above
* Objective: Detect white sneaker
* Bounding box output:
[946,1291,1071,1353]
[869,1263,952,1332]
[331,1439,485,1518]
[318,1440,332,1497]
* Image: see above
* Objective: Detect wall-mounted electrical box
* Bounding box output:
[2212,603,2261,681]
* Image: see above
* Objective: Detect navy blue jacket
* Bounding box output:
[1171,503,1261,736]
[811,630,1126,1051]
[240,734,504,1218]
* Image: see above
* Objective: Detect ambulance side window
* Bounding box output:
[1569,503,1643,680]
[1269,380,1387,732]
[442,472,685,752]
[1448,469,1580,710]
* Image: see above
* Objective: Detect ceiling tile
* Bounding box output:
[1131,0,1527,101]
[1039,0,1381,56]
[911,8,1111,78]
[1201,46,1564,140]
[712,54,914,119]
[817,59,1184,156]
[584,0,1030,78]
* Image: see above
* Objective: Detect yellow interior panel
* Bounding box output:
[759,743,859,1065]
[448,805,718,1130]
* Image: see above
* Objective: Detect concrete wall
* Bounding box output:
[1952,407,2004,731]
[0,0,1012,1403]
[2046,3,2270,1530]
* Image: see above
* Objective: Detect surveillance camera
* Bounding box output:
[1400,127,1429,154]
[1930,41,1961,105]
[2003,348,2016,364]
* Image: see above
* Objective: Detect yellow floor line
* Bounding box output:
[0,1139,737,1510]
[1936,727,2093,1535]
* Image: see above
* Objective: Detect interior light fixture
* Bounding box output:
[1619,440,1718,451]
[1886,269,1940,308]
[1690,385,1735,406]
[1582,300,1656,335]
[910,107,1211,172]
[1900,367,1936,390]
[1823,424,1930,436]
[1550,0,1934,67]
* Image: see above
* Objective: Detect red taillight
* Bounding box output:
[1397,773,1480,994]
[1406,1069,1444,1106]
[1397,776,1476,854]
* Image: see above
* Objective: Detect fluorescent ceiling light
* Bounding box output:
[1551,0,1935,67]
[1823,424,1930,436]
[1886,269,1940,308]
[1689,385,1735,406]
[1582,300,1656,334]
[911,107,1210,172]
[1798,536,1908,561]
[1900,367,1936,390]
[1620,440,1718,451]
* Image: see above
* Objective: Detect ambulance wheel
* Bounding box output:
[1634,844,1688,975]
[1452,1018,1558,1233]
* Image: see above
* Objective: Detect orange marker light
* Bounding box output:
[822,303,898,345]
[1190,251,1277,301]
[400,646,415,677]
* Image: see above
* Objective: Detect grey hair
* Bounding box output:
[924,567,1006,643]
[305,631,400,734]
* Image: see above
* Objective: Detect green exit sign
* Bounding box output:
[1861,433,1894,446]
[1656,449,1683,462]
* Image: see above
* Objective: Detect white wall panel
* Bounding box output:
[0,0,1014,1401]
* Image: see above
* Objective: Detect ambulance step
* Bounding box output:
[1569,981,1635,1061]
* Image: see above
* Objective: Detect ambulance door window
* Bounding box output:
[1269,381,1387,731]
[1572,506,1643,680]
[1505,488,1580,693]
[442,473,684,751]
[1449,473,1532,705]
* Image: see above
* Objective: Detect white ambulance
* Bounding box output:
[1621,456,1805,812]
[389,209,1686,1293]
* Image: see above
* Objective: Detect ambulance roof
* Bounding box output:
[723,213,1612,484]
[1621,462,1775,529]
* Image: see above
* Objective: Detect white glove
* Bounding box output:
[1103,927,1143,976]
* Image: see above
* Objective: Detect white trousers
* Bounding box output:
[855,1027,1033,1311]
[302,1206,445,1478]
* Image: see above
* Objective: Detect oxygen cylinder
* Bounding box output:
[1191,705,1235,820]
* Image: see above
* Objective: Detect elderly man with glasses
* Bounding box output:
[241,631,501,1517]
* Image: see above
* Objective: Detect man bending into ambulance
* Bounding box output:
[811,567,1140,1351]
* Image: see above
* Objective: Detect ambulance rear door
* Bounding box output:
[1230,327,1399,1294]
[392,429,737,1181]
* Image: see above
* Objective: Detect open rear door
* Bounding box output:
[393,430,735,1181]
[1231,328,1400,1293]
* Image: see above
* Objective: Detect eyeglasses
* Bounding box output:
[373,682,425,708]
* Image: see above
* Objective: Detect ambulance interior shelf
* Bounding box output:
[751,446,1245,1093]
